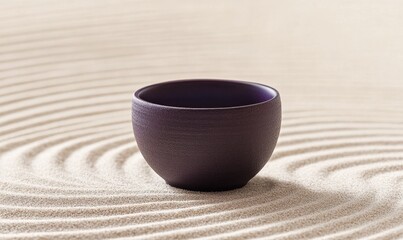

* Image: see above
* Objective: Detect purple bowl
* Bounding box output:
[132,79,281,191]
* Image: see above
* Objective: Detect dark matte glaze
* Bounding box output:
[132,79,281,191]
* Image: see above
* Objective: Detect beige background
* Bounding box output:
[0,0,403,239]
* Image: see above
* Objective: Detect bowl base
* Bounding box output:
[166,181,248,192]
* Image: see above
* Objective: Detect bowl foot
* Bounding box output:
[165,181,248,192]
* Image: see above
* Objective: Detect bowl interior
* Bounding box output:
[136,80,277,108]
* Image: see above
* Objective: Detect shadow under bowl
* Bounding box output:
[132,79,281,191]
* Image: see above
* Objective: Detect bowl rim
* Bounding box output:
[132,79,280,111]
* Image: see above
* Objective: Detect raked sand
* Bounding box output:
[0,0,403,239]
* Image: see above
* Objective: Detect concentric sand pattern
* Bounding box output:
[1,0,403,239]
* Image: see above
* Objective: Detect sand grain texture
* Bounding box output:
[0,0,403,239]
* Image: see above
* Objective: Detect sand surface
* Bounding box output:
[1,0,403,239]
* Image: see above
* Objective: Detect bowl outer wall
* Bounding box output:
[131,92,281,191]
